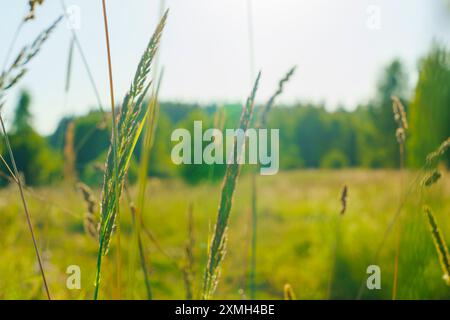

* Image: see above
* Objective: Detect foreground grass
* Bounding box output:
[0,169,449,299]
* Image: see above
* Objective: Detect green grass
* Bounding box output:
[0,169,449,299]
[94,8,168,299]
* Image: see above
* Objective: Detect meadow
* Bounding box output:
[1,1,450,301]
[0,169,449,299]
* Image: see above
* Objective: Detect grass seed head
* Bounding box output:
[284,283,297,300]
[426,137,450,167]
[424,206,450,286]
[421,170,442,187]
[391,96,408,145]
[77,183,99,238]
[202,72,261,300]
[25,0,44,22]
[99,10,168,256]
[340,185,348,215]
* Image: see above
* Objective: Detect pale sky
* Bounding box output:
[0,0,449,134]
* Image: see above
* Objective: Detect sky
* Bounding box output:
[0,0,449,135]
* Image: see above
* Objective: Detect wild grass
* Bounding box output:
[77,182,98,239]
[0,2,449,302]
[25,0,45,22]
[283,284,296,300]
[131,70,164,300]
[202,72,261,300]
[248,66,296,299]
[100,0,122,298]
[93,8,168,299]
[182,203,196,300]
[0,170,448,299]
[390,96,408,300]
[355,142,447,299]
[60,0,104,112]
[0,15,62,300]
[423,206,450,286]
[327,185,347,298]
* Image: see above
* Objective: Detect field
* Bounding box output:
[1,1,450,302]
[1,169,449,300]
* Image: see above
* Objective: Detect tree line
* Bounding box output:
[1,44,449,186]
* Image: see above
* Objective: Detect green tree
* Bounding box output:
[12,90,33,132]
[368,59,409,167]
[2,91,63,185]
[408,44,450,167]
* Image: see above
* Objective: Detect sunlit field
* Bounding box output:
[0,1,449,303]
[1,170,449,300]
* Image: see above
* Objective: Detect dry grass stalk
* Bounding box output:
[202,72,261,300]
[340,185,348,215]
[59,0,104,112]
[65,36,75,93]
[100,0,122,298]
[25,0,44,21]
[283,283,296,300]
[0,16,61,300]
[76,183,98,238]
[424,206,450,286]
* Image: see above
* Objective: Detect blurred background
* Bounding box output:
[0,0,449,300]
[0,0,449,185]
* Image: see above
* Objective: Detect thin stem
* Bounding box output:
[356,163,426,299]
[93,237,104,300]
[94,0,121,300]
[247,0,257,301]
[60,0,104,112]
[124,185,152,299]
[392,143,405,300]
[0,153,19,183]
[249,173,257,300]
[2,21,24,72]
[0,114,51,300]
[246,0,255,82]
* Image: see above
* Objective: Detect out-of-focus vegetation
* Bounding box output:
[0,170,448,299]
[2,44,449,186]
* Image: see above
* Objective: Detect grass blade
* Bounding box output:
[424,206,450,286]
[202,72,261,300]
[0,16,61,300]
[93,8,168,299]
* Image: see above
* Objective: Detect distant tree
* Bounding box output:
[12,90,33,133]
[368,59,409,167]
[1,91,63,186]
[408,44,450,167]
